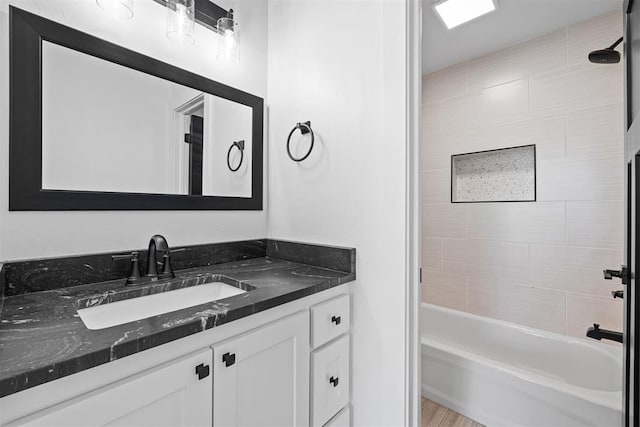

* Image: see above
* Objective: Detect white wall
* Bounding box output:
[267,1,409,425]
[0,0,268,260]
[422,12,624,340]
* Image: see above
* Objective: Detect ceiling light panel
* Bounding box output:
[433,0,497,29]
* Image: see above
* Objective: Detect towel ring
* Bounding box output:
[286,121,314,162]
[227,140,245,172]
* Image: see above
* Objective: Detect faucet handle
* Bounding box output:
[111,251,139,261]
[111,251,142,285]
[157,248,185,279]
[160,253,174,279]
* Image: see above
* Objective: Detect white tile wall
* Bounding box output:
[466,202,565,245]
[444,80,531,132]
[530,64,622,117]
[566,201,624,249]
[566,104,624,156]
[423,62,468,102]
[467,115,565,159]
[467,29,567,92]
[423,271,467,312]
[530,245,623,298]
[421,11,624,340]
[537,152,624,201]
[443,96,474,134]
[422,238,442,272]
[421,169,448,204]
[422,102,443,135]
[420,132,466,171]
[473,79,530,127]
[423,203,467,239]
[467,278,566,335]
[442,239,529,284]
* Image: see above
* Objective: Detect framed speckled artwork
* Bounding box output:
[451,144,536,203]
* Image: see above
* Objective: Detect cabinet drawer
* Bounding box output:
[324,406,350,427]
[310,294,350,348]
[311,334,350,427]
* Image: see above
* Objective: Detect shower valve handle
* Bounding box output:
[603,266,628,284]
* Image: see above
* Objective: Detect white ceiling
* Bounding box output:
[422,0,624,74]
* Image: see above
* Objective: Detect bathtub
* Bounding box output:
[421,303,623,427]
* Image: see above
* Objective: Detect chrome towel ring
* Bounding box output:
[227,140,245,172]
[286,121,314,162]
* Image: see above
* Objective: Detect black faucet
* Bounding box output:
[146,234,172,279]
[586,324,623,344]
[112,235,182,285]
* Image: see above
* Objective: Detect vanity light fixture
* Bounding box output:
[217,9,239,62]
[152,0,239,60]
[433,0,497,29]
[166,0,195,45]
[96,0,134,19]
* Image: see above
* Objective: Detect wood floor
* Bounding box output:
[421,398,484,427]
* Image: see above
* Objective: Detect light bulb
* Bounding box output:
[96,0,134,19]
[167,0,195,45]
[216,12,239,62]
[176,4,187,29]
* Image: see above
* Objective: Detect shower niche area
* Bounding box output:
[451,144,536,203]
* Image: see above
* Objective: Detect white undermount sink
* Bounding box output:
[77,282,246,330]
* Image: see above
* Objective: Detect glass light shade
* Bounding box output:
[96,0,134,19]
[167,0,195,45]
[216,15,239,62]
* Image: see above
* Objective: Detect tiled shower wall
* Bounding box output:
[421,11,624,339]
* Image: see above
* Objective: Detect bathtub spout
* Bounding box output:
[586,324,623,344]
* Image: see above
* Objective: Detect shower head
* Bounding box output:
[588,37,623,64]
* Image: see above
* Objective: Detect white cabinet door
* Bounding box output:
[8,349,213,427]
[212,310,310,427]
[311,335,350,427]
[324,407,350,427]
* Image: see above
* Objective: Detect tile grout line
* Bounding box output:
[563,112,568,157]
[564,291,568,336]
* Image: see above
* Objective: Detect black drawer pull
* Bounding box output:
[329,376,339,387]
[331,316,341,325]
[223,352,236,367]
[195,363,210,380]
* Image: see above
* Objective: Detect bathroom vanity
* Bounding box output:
[2,7,355,426]
[0,239,355,426]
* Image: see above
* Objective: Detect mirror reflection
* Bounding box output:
[41,41,252,198]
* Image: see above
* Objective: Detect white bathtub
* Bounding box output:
[421,303,623,427]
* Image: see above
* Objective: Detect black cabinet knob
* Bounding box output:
[329,376,339,387]
[195,363,210,380]
[612,290,624,299]
[223,352,236,367]
[331,316,341,325]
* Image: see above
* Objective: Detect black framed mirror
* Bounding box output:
[9,6,263,211]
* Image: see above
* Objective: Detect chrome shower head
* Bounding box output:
[589,37,623,64]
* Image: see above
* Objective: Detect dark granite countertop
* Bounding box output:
[0,240,355,398]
